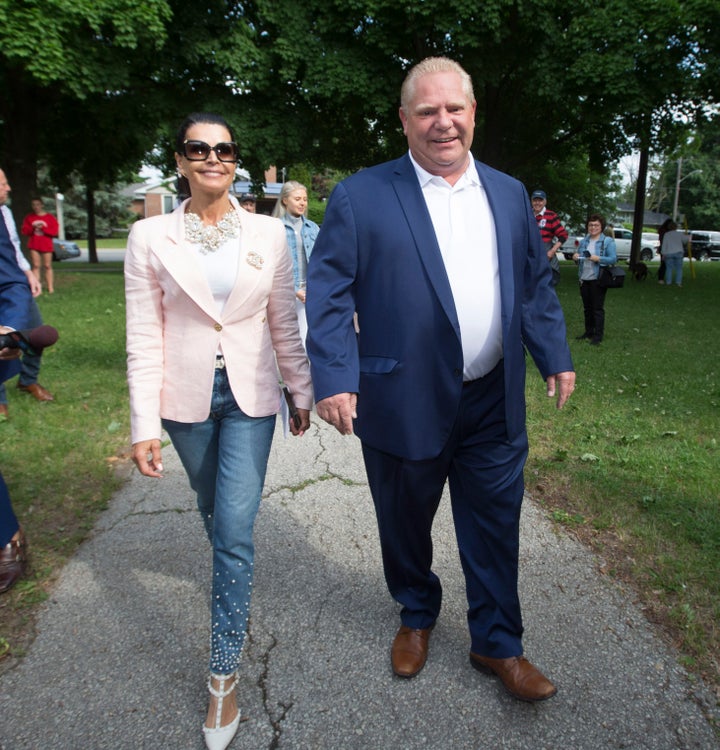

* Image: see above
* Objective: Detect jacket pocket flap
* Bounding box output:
[359,356,398,374]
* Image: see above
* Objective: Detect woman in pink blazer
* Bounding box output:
[125,113,312,750]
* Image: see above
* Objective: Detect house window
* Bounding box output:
[162,195,175,214]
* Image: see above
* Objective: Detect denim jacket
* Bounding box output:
[282,215,320,291]
[576,234,617,280]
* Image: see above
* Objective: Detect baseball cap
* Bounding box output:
[239,192,256,203]
[531,190,547,200]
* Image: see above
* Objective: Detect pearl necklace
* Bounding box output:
[184,208,241,254]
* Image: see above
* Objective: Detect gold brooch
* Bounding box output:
[246,251,264,270]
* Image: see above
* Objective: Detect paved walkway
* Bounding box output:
[1,419,717,749]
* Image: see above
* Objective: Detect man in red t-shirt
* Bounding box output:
[531,190,567,287]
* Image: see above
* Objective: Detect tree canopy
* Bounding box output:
[2,0,719,242]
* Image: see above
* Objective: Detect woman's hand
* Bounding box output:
[132,438,164,477]
[290,408,311,436]
[296,288,307,304]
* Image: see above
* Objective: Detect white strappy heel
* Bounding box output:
[203,672,240,750]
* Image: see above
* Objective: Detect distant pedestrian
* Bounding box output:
[239,192,256,213]
[21,197,59,294]
[272,181,319,344]
[531,190,568,286]
[572,213,617,345]
[660,221,688,287]
[657,218,672,283]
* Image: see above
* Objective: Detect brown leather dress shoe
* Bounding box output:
[0,528,28,594]
[17,382,54,401]
[469,653,557,702]
[391,625,433,678]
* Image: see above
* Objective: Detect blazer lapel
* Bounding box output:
[475,160,515,331]
[391,155,461,336]
[151,200,219,320]
[222,214,269,318]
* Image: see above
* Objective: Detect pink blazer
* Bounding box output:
[125,196,313,444]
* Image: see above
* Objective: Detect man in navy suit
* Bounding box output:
[0,167,31,590]
[306,58,575,702]
[0,168,34,387]
[0,168,54,418]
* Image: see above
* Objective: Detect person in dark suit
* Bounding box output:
[306,57,575,702]
[0,168,55,417]
[0,167,32,589]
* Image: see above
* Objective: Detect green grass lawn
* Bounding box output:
[1,257,718,691]
[527,259,719,683]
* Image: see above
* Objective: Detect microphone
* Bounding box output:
[0,325,59,356]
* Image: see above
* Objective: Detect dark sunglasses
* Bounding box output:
[181,140,239,163]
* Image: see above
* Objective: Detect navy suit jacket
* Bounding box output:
[0,206,33,383]
[306,154,573,461]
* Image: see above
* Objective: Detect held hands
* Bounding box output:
[546,371,576,410]
[132,438,164,478]
[316,392,357,435]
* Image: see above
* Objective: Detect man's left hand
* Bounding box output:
[546,371,576,409]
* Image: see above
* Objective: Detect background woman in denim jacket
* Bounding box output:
[572,213,617,345]
[273,181,320,344]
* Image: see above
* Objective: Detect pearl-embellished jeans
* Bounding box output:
[163,368,275,675]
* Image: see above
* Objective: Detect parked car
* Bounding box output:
[687,230,720,261]
[52,239,82,261]
[611,228,657,262]
[560,232,584,260]
[562,228,656,262]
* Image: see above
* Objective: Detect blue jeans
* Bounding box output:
[0,297,43,404]
[162,368,276,675]
[664,255,683,285]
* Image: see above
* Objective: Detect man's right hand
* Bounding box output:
[316,393,357,435]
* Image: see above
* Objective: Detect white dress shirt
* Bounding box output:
[408,152,502,380]
[1,205,31,271]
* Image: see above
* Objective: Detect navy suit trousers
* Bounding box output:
[361,362,529,658]
[0,471,19,547]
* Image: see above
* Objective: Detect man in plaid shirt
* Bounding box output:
[531,190,568,287]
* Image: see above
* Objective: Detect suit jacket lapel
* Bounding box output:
[391,155,461,335]
[475,160,515,332]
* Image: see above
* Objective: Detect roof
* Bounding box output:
[615,202,671,228]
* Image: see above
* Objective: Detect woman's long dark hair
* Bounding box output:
[174,112,235,199]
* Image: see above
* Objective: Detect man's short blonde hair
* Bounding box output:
[400,57,475,112]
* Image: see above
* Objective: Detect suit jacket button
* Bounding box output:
[214,323,222,332]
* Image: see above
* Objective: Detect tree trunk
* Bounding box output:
[86,185,98,264]
[1,68,40,247]
[630,147,649,269]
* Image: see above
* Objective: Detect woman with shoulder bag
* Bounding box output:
[572,213,617,345]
